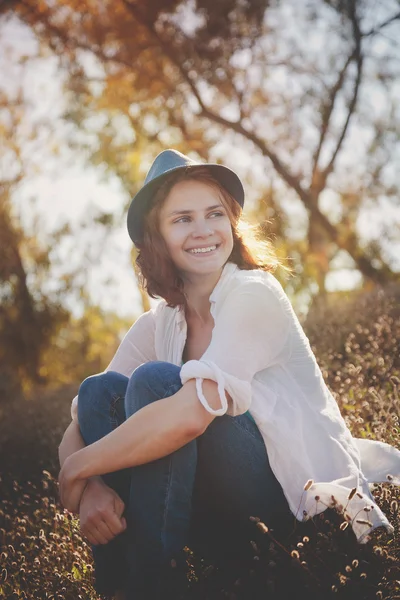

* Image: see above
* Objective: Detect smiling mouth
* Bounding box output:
[186,244,219,255]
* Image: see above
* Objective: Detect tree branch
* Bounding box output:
[363,10,400,37]
[311,52,354,181]
[121,1,314,199]
[317,3,363,191]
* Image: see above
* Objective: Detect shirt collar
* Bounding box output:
[175,261,238,324]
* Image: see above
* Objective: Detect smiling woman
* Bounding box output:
[136,165,280,307]
[58,149,400,600]
[158,179,234,282]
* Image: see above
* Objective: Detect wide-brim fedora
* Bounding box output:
[127,149,245,245]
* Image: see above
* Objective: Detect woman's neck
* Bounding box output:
[183,269,222,324]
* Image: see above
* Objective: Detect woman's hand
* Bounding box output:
[58,452,88,513]
[79,477,127,545]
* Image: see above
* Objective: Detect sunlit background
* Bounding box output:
[1,0,399,390]
[1,3,400,598]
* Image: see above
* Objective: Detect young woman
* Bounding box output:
[58,149,399,599]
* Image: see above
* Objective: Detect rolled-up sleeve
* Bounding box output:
[180,277,292,417]
[70,309,157,421]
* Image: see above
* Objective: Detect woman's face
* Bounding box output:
[158,179,234,280]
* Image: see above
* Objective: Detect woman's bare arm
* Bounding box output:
[58,420,127,542]
[59,420,86,467]
[59,379,221,506]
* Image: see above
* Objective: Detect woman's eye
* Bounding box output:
[173,211,224,224]
[174,216,190,223]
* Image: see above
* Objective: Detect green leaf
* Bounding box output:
[72,565,82,580]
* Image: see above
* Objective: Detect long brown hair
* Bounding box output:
[136,167,288,307]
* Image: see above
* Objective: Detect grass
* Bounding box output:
[0,284,399,599]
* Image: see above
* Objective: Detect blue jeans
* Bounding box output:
[78,361,292,598]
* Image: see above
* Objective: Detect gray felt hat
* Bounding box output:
[127,149,245,246]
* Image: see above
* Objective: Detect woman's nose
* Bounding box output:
[192,219,213,237]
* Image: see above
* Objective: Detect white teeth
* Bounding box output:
[188,245,217,254]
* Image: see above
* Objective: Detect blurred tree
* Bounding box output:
[1,0,400,303]
[0,80,135,394]
[0,88,69,392]
[39,304,133,388]
[0,186,68,392]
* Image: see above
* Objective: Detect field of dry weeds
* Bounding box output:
[0,285,399,599]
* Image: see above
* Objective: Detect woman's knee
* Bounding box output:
[78,371,128,422]
[125,361,182,415]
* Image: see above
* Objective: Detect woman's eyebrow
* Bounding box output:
[167,204,224,217]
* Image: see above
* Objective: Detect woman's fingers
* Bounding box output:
[83,524,110,546]
[101,509,127,537]
[78,479,127,545]
[82,522,121,545]
[81,508,127,545]
[113,495,126,519]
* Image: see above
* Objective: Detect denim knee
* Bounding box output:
[125,361,182,416]
[77,371,128,427]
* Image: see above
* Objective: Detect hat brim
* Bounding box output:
[127,163,244,246]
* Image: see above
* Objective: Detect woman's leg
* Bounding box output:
[122,361,195,599]
[188,412,294,567]
[79,363,294,598]
[77,371,130,597]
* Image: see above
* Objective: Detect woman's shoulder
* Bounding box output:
[151,298,182,326]
[215,267,293,324]
[130,301,170,329]
[230,267,286,298]
[151,299,168,315]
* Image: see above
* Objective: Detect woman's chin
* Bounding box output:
[180,257,227,278]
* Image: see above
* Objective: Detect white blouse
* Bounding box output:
[71,262,400,542]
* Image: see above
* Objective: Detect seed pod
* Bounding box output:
[250,541,259,553]
[355,519,373,526]
[256,522,269,534]
[348,488,357,500]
